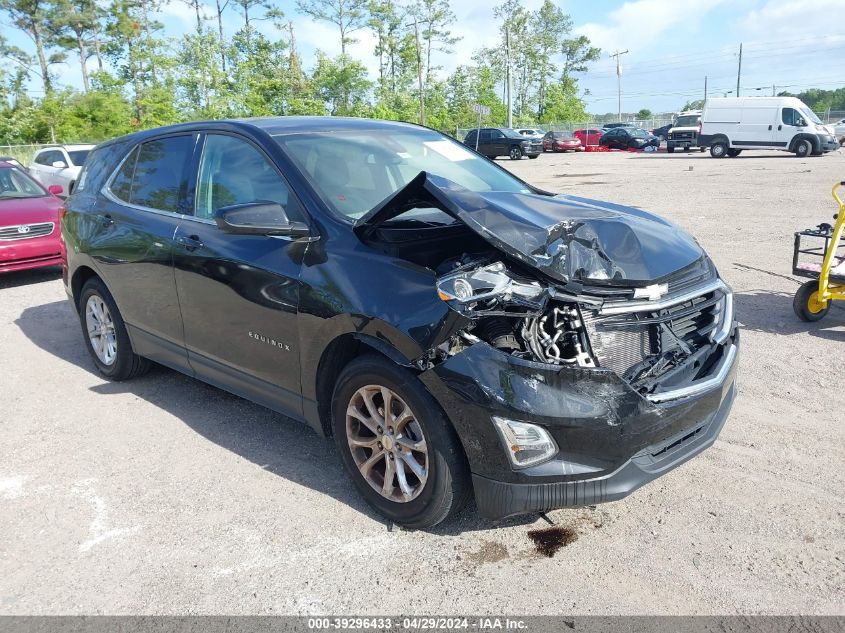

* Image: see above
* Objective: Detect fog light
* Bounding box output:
[492,417,558,468]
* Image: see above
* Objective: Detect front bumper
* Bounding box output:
[419,328,739,521]
[817,134,838,152]
[0,237,63,274]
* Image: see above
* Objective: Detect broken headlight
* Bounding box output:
[436,262,547,312]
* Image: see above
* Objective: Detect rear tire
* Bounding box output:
[331,355,471,529]
[793,280,830,322]
[78,277,150,380]
[710,141,728,158]
[666,145,675,153]
[528,154,539,159]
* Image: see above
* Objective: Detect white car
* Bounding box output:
[830,118,845,142]
[28,144,94,194]
[517,128,545,140]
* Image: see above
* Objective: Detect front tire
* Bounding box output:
[78,277,150,380]
[793,280,830,322]
[667,145,675,153]
[727,149,742,157]
[509,146,522,160]
[794,139,812,158]
[710,141,728,158]
[331,355,470,528]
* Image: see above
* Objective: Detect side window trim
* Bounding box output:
[102,133,199,218]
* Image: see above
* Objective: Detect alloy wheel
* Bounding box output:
[346,385,429,503]
[85,294,117,366]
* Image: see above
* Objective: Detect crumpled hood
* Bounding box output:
[355,172,704,285]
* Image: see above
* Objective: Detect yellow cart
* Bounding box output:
[793,181,845,321]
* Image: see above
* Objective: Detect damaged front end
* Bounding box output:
[356,171,738,518]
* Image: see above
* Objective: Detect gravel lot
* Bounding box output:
[1,148,844,616]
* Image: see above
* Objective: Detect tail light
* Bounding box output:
[698,121,703,135]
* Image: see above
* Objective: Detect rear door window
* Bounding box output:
[109,136,193,213]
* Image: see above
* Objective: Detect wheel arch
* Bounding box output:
[70,265,101,312]
[312,332,418,437]
[788,134,818,153]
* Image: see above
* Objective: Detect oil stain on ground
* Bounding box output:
[527,526,578,557]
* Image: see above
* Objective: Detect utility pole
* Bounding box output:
[736,43,742,97]
[611,49,629,120]
[704,75,708,102]
[772,83,776,96]
[505,27,513,128]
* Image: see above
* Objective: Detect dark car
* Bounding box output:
[464,127,542,160]
[599,127,658,150]
[62,118,738,528]
[602,122,637,130]
[542,131,583,152]
[650,123,673,142]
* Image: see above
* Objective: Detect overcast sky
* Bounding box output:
[4,0,844,114]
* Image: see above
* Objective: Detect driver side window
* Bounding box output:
[782,108,802,126]
[195,134,302,222]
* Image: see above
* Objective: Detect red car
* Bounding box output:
[542,130,583,152]
[0,161,65,274]
[574,128,603,146]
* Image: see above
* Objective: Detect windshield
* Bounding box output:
[674,115,699,127]
[502,128,525,139]
[274,129,530,220]
[629,129,647,138]
[67,150,90,166]
[553,131,574,139]
[0,166,46,200]
[800,108,822,125]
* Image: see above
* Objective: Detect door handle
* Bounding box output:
[778,124,782,131]
[99,214,114,227]
[176,234,203,251]
[768,125,772,130]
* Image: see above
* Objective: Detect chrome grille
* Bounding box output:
[0,222,55,241]
[582,287,728,378]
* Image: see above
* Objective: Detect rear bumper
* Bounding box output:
[472,381,735,519]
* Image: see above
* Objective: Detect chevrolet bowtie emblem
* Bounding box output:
[633,283,669,301]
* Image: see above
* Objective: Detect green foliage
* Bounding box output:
[636,108,652,119]
[778,88,845,112]
[681,99,704,112]
[0,0,601,144]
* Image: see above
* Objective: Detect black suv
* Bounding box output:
[463,127,542,160]
[62,118,738,528]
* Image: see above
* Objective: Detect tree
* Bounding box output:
[531,0,570,118]
[636,108,652,119]
[560,34,599,83]
[681,99,704,111]
[539,78,586,124]
[295,0,369,57]
[46,0,102,92]
[0,0,64,93]
[312,52,372,115]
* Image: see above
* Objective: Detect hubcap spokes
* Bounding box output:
[85,295,117,366]
[346,385,428,503]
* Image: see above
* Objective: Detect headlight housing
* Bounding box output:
[493,417,558,468]
[436,261,547,311]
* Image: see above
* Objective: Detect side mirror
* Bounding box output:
[48,184,63,196]
[214,201,311,238]
[796,118,806,127]
[52,160,67,168]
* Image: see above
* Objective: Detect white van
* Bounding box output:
[699,97,838,158]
